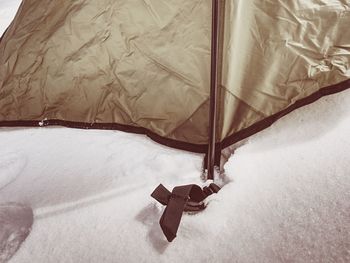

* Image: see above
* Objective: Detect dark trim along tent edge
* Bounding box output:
[1,78,349,154]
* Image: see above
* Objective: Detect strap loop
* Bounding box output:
[151,183,220,242]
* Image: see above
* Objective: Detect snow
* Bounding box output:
[0,203,33,263]
[1,1,350,262]
[0,153,26,191]
[0,0,21,36]
[0,92,348,263]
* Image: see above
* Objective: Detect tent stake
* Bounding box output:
[207,0,221,181]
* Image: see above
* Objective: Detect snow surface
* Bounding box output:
[0,0,21,37]
[0,1,350,262]
[0,153,26,191]
[0,203,33,263]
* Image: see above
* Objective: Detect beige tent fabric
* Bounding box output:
[219,0,350,141]
[0,0,349,148]
[0,0,211,144]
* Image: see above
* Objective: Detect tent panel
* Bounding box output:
[220,0,350,141]
[0,0,211,145]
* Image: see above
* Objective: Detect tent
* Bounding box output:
[0,0,349,240]
[1,0,350,175]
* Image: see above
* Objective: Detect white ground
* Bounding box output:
[0,1,350,262]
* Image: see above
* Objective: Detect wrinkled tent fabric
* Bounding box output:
[220,0,350,144]
[0,0,349,152]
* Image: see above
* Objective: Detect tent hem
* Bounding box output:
[221,78,350,148]
[0,79,349,154]
[0,119,208,153]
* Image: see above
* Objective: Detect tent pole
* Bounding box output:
[207,0,221,181]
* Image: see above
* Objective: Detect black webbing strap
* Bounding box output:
[151,183,220,242]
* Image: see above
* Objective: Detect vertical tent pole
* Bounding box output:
[207,0,221,181]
